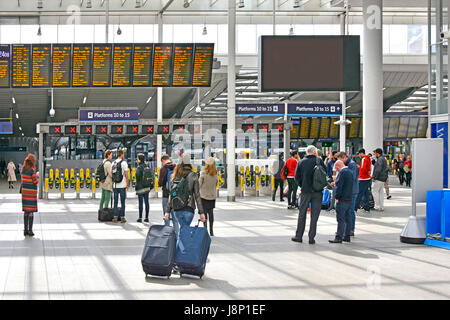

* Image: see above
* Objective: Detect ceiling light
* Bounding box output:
[86,0,92,8]
[183,0,192,8]
[117,26,122,35]
[83,96,87,104]
[12,97,16,104]
[15,113,19,119]
[293,0,300,8]
[37,26,42,36]
[135,0,142,8]
[19,126,22,131]
[37,0,43,9]
[146,96,152,104]
[238,0,244,8]
[202,25,207,35]
[22,133,24,136]
[289,25,294,35]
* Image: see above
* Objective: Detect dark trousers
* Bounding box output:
[405,172,412,187]
[138,193,149,219]
[356,180,371,211]
[273,178,284,200]
[335,201,352,240]
[295,192,322,241]
[398,169,405,185]
[113,188,126,218]
[287,178,298,207]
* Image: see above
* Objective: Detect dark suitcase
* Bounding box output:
[141,225,177,278]
[369,192,375,209]
[98,208,115,221]
[175,222,211,279]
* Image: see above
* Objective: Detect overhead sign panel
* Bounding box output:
[79,109,139,122]
[0,121,13,134]
[52,44,71,87]
[92,44,112,87]
[12,44,31,88]
[192,44,214,87]
[132,44,153,87]
[236,104,285,116]
[152,44,173,86]
[0,45,10,88]
[31,44,51,87]
[172,44,194,87]
[72,44,91,87]
[112,44,132,87]
[287,104,342,116]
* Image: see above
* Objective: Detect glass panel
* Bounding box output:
[74,24,94,43]
[57,24,74,43]
[237,25,257,54]
[217,24,228,54]
[163,24,173,42]
[193,24,218,51]
[275,24,290,35]
[294,24,314,35]
[397,117,409,138]
[40,25,58,44]
[407,117,419,138]
[389,25,408,54]
[407,25,426,54]
[134,24,154,43]
[94,24,106,43]
[388,118,399,138]
[314,24,339,35]
[417,118,428,137]
[174,24,193,43]
[1,25,21,44]
[21,25,41,43]
[383,118,390,138]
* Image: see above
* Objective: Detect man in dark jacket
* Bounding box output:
[337,152,359,236]
[372,148,388,211]
[292,145,326,245]
[329,160,354,243]
[158,154,177,230]
[271,154,285,202]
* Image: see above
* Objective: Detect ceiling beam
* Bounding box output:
[159,0,176,15]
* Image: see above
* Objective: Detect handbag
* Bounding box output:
[19,184,22,194]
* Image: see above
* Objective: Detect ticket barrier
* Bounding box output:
[60,174,65,199]
[255,166,261,197]
[154,167,160,198]
[217,171,224,197]
[131,168,136,188]
[54,169,61,189]
[44,175,49,200]
[48,169,54,189]
[85,168,91,191]
[79,168,85,189]
[70,169,76,189]
[64,169,69,189]
[239,166,245,197]
[91,170,96,199]
[76,177,81,199]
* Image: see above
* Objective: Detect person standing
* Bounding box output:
[112,149,129,223]
[372,148,388,212]
[199,157,219,236]
[21,154,39,237]
[135,153,151,223]
[355,149,372,213]
[404,155,412,187]
[158,154,178,233]
[397,153,406,186]
[329,160,354,243]
[99,150,113,211]
[336,152,358,236]
[283,151,300,209]
[291,145,326,245]
[326,151,338,211]
[164,153,206,238]
[271,154,285,202]
[384,156,392,199]
[7,160,17,189]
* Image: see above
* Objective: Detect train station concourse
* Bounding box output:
[0,0,449,305]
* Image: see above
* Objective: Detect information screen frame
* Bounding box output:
[31,43,52,88]
[152,43,173,87]
[92,43,112,87]
[132,43,153,87]
[72,43,92,88]
[112,43,133,87]
[0,45,11,88]
[52,44,72,87]
[171,43,194,87]
[192,43,214,87]
[11,44,31,88]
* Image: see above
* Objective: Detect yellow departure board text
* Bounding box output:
[12,45,30,88]
[0,45,10,88]
[52,45,71,87]
[172,44,193,87]
[349,118,361,138]
[112,44,132,87]
[309,118,320,139]
[299,118,310,139]
[32,44,51,87]
[319,118,330,139]
[92,44,112,87]
[290,124,299,139]
[132,45,152,86]
[329,117,339,138]
[152,44,173,86]
[72,44,91,87]
[192,44,214,87]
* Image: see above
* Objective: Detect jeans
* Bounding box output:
[287,178,298,207]
[330,186,337,209]
[335,201,352,240]
[372,180,385,210]
[113,188,126,218]
[174,209,194,240]
[163,197,179,236]
[273,178,284,200]
[356,180,372,211]
[138,193,149,219]
[99,189,111,210]
[351,193,358,232]
[405,172,412,187]
[296,192,322,241]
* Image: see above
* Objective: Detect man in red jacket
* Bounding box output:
[355,148,372,213]
[282,150,300,209]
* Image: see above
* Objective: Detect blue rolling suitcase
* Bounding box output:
[141,225,177,278]
[175,222,211,279]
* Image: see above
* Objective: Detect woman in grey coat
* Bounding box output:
[199,157,219,236]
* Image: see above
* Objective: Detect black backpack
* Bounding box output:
[112,160,124,184]
[96,160,109,183]
[312,158,328,192]
[142,167,155,189]
[169,172,192,210]
[283,163,289,178]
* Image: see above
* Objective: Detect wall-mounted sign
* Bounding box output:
[287,104,342,116]
[79,109,139,122]
[236,104,285,116]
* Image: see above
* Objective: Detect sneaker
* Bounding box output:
[121,217,127,223]
[137,218,142,223]
[329,238,342,243]
[350,231,355,237]
[172,265,180,274]
[144,218,149,223]
[112,217,118,223]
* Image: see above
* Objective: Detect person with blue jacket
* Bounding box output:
[337,152,359,236]
[326,151,338,211]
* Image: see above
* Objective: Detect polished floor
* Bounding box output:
[0,178,449,300]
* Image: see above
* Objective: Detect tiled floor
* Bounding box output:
[0,179,449,300]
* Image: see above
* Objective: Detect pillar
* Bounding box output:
[38,132,44,200]
[227,0,236,202]
[339,12,347,152]
[362,0,383,153]
[157,14,163,171]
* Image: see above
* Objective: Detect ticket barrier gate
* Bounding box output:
[154,167,160,198]
[79,168,85,189]
[238,166,245,197]
[48,169,54,189]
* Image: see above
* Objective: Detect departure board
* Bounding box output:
[52,44,71,87]
[12,44,30,88]
[112,44,132,87]
[359,118,363,138]
[192,44,214,87]
[319,118,330,139]
[299,118,310,139]
[0,45,10,88]
[31,44,51,87]
[172,44,193,87]
[92,44,112,87]
[349,118,361,138]
[132,44,153,87]
[72,44,91,87]
[309,118,320,139]
[290,124,299,139]
[152,44,173,86]
[329,117,339,139]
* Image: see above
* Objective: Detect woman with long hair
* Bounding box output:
[199,157,219,236]
[21,154,39,237]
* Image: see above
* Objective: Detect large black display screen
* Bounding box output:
[258,36,360,92]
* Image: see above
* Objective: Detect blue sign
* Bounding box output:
[79,109,139,122]
[431,122,448,188]
[0,121,13,134]
[236,104,285,116]
[287,104,342,116]
[0,147,26,152]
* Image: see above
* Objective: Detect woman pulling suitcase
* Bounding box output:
[199,157,219,236]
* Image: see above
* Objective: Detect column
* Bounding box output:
[157,14,163,170]
[339,13,347,152]
[447,0,450,187]
[362,0,383,153]
[227,0,236,202]
[38,132,44,200]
